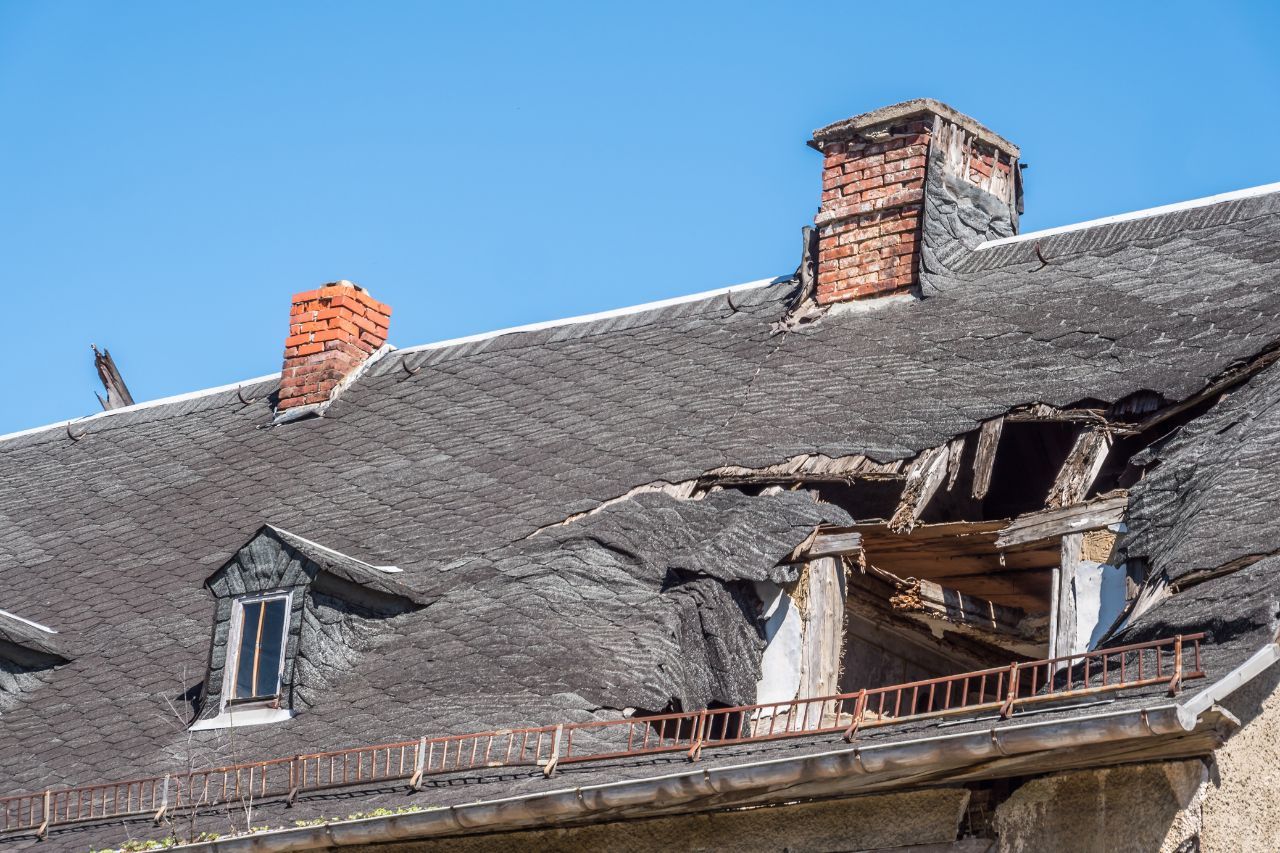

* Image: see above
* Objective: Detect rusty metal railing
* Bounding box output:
[0,633,1204,837]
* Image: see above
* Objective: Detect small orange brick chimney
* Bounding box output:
[276,281,391,415]
[809,99,1020,304]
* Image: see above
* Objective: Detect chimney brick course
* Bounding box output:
[277,281,390,413]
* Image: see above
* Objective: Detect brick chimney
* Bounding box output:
[277,281,391,416]
[809,99,1020,304]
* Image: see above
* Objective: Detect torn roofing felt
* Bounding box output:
[0,611,69,665]
[0,187,1279,800]
[418,491,850,716]
[1124,360,1280,583]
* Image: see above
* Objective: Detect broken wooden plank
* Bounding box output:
[889,445,950,533]
[971,416,1004,500]
[794,530,863,561]
[92,345,135,411]
[1005,403,1108,424]
[945,436,966,491]
[1045,428,1112,509]
[995,493,1127,549]
[795,557,845,702]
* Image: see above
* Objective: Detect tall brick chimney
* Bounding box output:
[276,281,391,417]
[809,99,1020,304]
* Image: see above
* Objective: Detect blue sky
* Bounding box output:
[1,1,1277,434]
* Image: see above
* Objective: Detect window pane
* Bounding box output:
[255,599,288,698]
[234,601,262,699]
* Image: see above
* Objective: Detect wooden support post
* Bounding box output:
[1168,635,1185,696]
[795,557,846,702]
[542,725,563,778]
[1053,534,1084,666]
[37,790,51,839]
[153,774,170,824]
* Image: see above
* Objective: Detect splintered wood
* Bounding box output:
[971,416,1003,500]
[1046,428,1112,508]
[889,445,951,532]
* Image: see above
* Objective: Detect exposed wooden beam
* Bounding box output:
[945,436,966,491]
[995,493,1127,549]
[1005,403,1108,424]
[794,530,863,561]
[889,445,950,533]
[971,416,1003,500]
[1045,428,1112,509]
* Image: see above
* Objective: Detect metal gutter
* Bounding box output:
[176,702,1219,853]
[1177,642,1280,730]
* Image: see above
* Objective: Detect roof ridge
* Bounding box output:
[0,277,784,446]
[978,181,1280,250]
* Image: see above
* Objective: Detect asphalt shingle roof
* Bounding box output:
[1,186,1279,850]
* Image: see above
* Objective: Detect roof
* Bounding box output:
[2,182,1280,849]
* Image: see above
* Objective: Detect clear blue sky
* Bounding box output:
[2,2,1277,435]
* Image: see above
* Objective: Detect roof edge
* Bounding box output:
[0,276,786,447]
[170,702,1229,853]
[0,372,280,445]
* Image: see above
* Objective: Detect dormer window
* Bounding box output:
[226,593,291,704]
[192,525,426,730]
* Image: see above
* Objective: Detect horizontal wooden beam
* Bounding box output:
[802,531,864,560]
[996,493,1128,549]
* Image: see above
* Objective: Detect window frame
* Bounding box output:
[221,590,292,709]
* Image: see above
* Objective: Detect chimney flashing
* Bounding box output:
[810,98,1020,159]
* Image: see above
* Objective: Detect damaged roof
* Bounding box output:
[2,177,1280,848]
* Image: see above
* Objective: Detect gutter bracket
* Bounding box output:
[409,737,427,791]
[153,774,170,824]
[1167,635,1185,697]
[541,725,563,778]
[842,690,868,743]
[687,711,708,762]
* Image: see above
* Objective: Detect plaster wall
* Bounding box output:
[991,663,1280,853]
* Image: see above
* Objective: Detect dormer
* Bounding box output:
[193,526,425,730]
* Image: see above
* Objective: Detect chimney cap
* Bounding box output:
[322,279,366,292]
[810,98,1020,158]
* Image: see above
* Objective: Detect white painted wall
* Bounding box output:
[754,581,802,706]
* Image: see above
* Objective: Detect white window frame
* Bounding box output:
[221,590,292,710]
